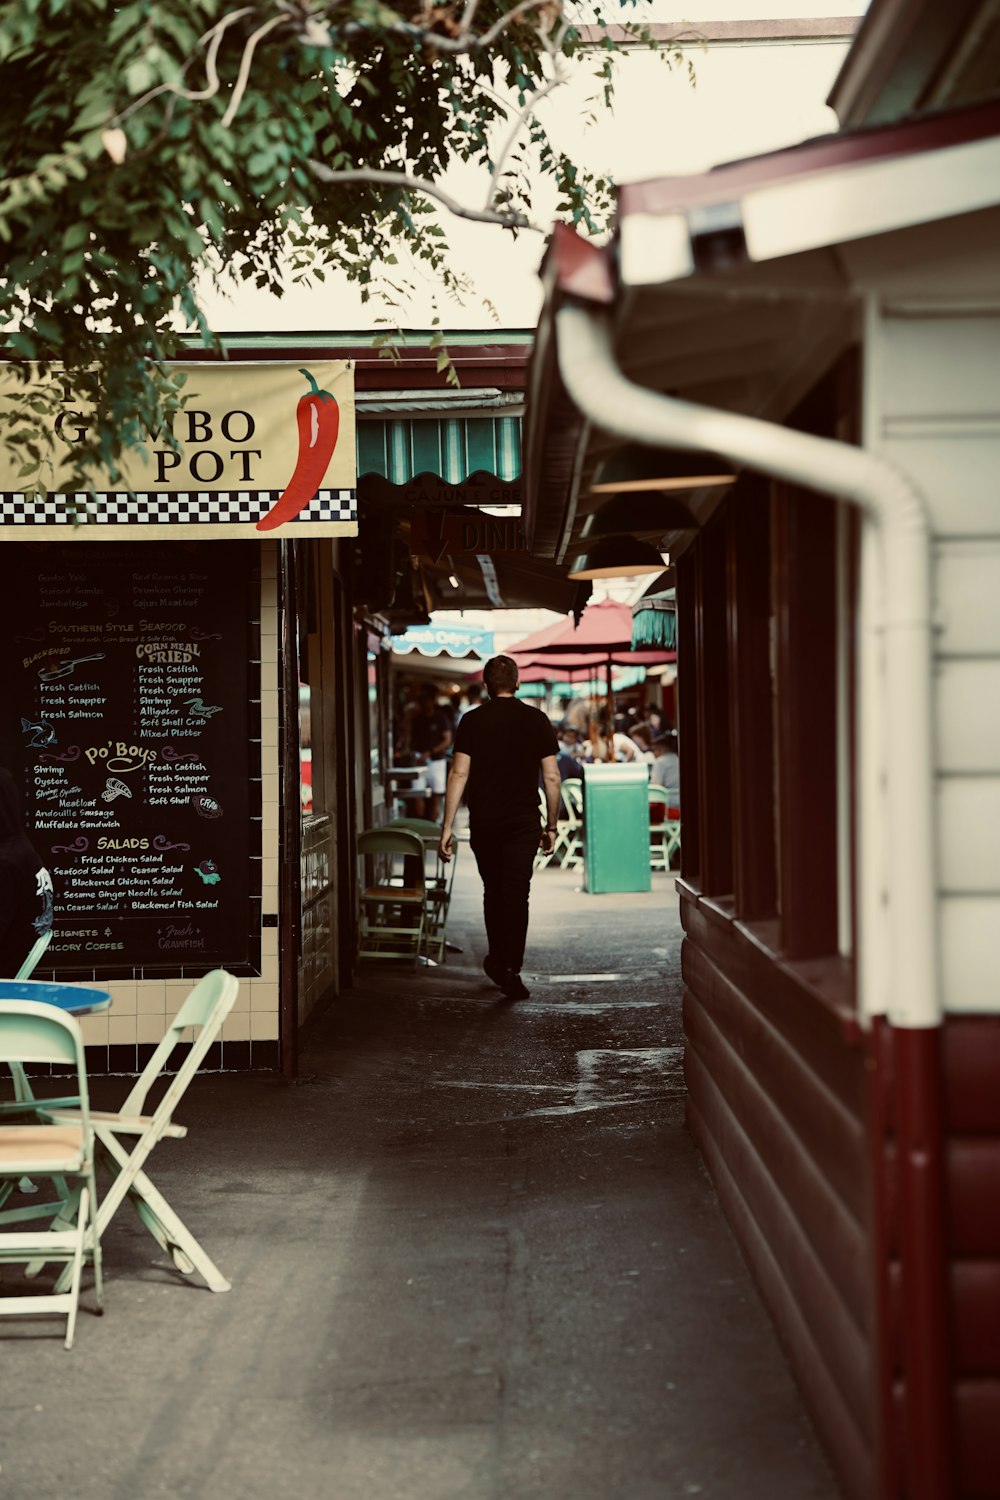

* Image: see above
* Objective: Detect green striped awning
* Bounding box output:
[357,416,521,485]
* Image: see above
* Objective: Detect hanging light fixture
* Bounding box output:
[580,491,700,536]
[566,534,666,581]
[590,444,734,494]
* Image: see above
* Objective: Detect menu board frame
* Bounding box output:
[0,540,264,980]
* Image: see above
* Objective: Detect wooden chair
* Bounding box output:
[387,818,457,964]
[0,1001,103,1348]
[357,828,428,964]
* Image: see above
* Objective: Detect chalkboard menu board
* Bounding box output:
[0,541,260,974]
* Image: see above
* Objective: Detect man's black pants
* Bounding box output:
[469,815,540,974]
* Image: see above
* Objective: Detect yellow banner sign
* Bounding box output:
[0,362,357,540]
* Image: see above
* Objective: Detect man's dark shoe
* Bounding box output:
[500,970,530,1001]
[483,954,504,987]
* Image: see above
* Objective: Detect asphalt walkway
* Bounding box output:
[1,855,840,1500]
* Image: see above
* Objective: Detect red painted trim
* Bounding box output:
[578,18,860,44]
[870,1019,901,1498]
[547,221,617,304]
[172,343,531,392]
[618,97,1000,218]
[894,1025,956,1498]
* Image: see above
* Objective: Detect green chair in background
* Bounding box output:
[387,818,458,964]
[357,828,428,964]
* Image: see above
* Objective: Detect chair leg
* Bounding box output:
[119,1166,230,1292]
[63,1184,88,1349]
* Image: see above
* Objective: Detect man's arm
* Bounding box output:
[439,751,471,861]
[540,754,561,854]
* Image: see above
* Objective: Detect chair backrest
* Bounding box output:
[15,927,53,980]
[0,999,92,1132]
[119,969,239,1119]
[387,818,441,841]
[563,782,584,822]
[648,785,673,804]
[358,828,426,858]
[358,827,427,890]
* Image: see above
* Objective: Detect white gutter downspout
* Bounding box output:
[557,303,955,1498]
[557,302,939,1029]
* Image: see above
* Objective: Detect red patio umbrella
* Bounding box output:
[506,599,674,758]
[507,599,672,663]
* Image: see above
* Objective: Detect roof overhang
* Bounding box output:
[828,0,1000,127]
[524,99,1000,562]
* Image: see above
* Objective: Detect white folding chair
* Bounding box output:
[8,929,54,1111]
[534,788,553,870]
[649,785,681,869]
[551,781,585,871]
[43,969,238,1294]
[0,1001,102,1348]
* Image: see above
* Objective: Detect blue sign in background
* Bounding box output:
[391,624,495,658]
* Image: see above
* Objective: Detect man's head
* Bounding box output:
[652,729,677,755]
[559,725,581,752]
[417,684,439,713]
[483,655,519,697]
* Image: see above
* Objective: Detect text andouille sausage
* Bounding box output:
[256,368,340,531]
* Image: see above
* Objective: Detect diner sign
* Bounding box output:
[0,362,357,539]
[0,541,259,973]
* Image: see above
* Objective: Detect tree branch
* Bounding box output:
[307,162,538,229]
[485,42,568,209]
[220,13,289,126]
[112,7,257,125]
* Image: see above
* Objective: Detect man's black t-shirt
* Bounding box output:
[454,697,559,825]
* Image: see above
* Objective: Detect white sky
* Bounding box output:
[195,7,868,333]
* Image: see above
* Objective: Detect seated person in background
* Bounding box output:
[649,730,680,803]
[556,724,584,770]
[540,725,583,818]
[558,695,590,735]
[628,722,655,764]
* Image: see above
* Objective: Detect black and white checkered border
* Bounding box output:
[0,489,357,525]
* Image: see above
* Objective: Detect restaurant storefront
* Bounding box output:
[0,360,358,1075]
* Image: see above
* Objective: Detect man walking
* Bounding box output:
[439,656,561,1001]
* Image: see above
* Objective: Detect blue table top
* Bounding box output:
[0,979,112,1017]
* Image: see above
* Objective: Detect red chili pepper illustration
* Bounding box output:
[256,368,340,531]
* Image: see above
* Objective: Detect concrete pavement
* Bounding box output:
[1,855,840,1500]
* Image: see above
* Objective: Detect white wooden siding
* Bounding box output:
[940,898,1000,1012]
[935,661,1000,774]
[938,778,1000,891]
[880,435,1000,536]
[934,542,1000,654]
[870,306,1000,1015]
[878,316,1000,419]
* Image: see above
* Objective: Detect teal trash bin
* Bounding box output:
[582,762,652,894]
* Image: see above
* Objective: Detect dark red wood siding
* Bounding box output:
[878,1016,1000,1499]
[681,886,875,1499]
